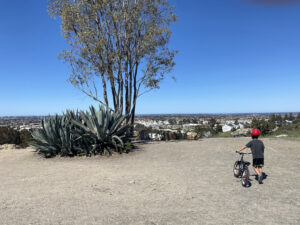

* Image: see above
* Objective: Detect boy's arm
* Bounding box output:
[236,146,247,153]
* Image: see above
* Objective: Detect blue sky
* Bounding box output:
[0,0,299,116]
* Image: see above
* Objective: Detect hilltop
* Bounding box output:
[0,138,299,225]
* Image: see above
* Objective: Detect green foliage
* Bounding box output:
[124,142,133,153]
[134,123,148,132]
[48,0,177,128]
[193,126,214,135]
[234,119,239,125]
[272,121,300,137]
[168,118,177,125]
[288,113,294,121]
[71,105,131,155]
[251,118,276,136]
[244,122,251,128]
[215,124,223,133]
[0,127,32,147]
[31,106,130,158]
[248,114,300,138]
[31,115,76,157]
[209,118,217,128]
[0,127,20,145]
[19,130,33,148]
[269,114,284,127]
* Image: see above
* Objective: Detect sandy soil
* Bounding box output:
[0,138,299,225]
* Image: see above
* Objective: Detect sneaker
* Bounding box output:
[258,175,263,184]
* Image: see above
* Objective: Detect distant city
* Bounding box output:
[0,116,45,131]
[1,112,298,133]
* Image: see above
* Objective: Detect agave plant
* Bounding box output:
[64,109,93,156]
[72,105,130,155]
[31,113,81,157]
[31,115,64,157]
[31,106,130,157]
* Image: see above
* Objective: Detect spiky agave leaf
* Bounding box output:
[31,111,83,157]
[30,116,62,157]
[71,105,130,154]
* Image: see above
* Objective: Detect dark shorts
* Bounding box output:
[253,158,264,168]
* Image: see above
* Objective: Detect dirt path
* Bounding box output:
[0,138,299,225]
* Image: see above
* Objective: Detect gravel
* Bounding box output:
[0,138,299,225]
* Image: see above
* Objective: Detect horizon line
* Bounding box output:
[0,111,299,118]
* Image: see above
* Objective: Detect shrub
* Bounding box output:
[193,126,215,136]
[272,121,300,137]
[0,127,20,145]
[251,118,275,136]
[0,127,32,147]
[31,106,131,158]
[19,130,33,148]
[71,105,131,155]
[31,115,78,157]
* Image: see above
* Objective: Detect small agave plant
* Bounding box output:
[72,105,131,155]
[30,115,75,157]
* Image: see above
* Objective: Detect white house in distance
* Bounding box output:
[222,124,233,132]
[222,123,245,132]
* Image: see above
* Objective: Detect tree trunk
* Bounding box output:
[125,58,130,124]
[108,65,119,111]
[117,58,123,114]
[130,103,136,136]
[100,73,109,106]
[130,63,139,136]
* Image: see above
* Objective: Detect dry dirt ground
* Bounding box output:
[0,138,299,225]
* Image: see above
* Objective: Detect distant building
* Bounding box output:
[233,124,244,130]
[222,124,233,132]
[202,121,209,125]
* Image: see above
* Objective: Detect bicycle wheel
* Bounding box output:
[241,167,249,187]
[233,161,240,177]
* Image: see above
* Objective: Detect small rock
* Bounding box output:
[186,132,199,140]
[0,144,17,150]
[275,134,288,138]
[231,129,251,137]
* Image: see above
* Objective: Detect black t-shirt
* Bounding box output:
[246,139,264,159]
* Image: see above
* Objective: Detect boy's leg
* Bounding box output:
[253,158,263,176]
[258,167,263,183]
[253,166,260,175]
[258,167,263,176]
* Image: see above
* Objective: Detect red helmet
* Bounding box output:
[251,128,261,136]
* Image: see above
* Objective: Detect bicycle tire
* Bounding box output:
[233,161,240,177]
[241,167,249,187]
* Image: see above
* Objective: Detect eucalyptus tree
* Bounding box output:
[48,0,177,129]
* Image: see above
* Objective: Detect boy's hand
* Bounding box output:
[236,146,246,153]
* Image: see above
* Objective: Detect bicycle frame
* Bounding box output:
[240,153,251,168]
[234,152,251,187]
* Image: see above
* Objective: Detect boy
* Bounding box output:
[236,128,265,184]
